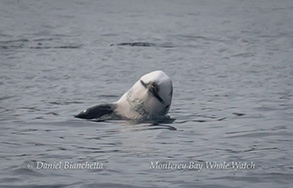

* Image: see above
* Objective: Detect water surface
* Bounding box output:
[0,0,293,187]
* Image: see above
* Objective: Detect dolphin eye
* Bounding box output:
[148,82,159,92]
[153,83,159,92]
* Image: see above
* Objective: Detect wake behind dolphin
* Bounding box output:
[75,70,173,120]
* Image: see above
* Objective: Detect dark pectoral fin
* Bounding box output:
[75,104,114,119]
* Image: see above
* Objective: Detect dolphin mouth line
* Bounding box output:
[140,80,165,104]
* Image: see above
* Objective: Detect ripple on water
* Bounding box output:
[1,0,293,187]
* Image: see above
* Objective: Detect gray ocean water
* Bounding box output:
[1,0,293,187]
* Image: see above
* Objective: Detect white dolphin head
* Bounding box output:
[116,70,173,119]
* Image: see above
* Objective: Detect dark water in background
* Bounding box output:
[1,0,293,187]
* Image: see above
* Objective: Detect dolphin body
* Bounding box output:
[75,70,173,120]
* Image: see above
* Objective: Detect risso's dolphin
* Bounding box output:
[75,70,173,120]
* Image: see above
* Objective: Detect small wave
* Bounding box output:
[110,42,155,47]
[232,112,246,116]
[49,101,83,105]
[0,95,16,101]
[172,34,226,42]
[0,39,29,44]
[30,45,82,49]
[32,38,56,42]
[98,94,120,98]
[0,38,82,49]
[231,53,255,58]
[110,42,174,48]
